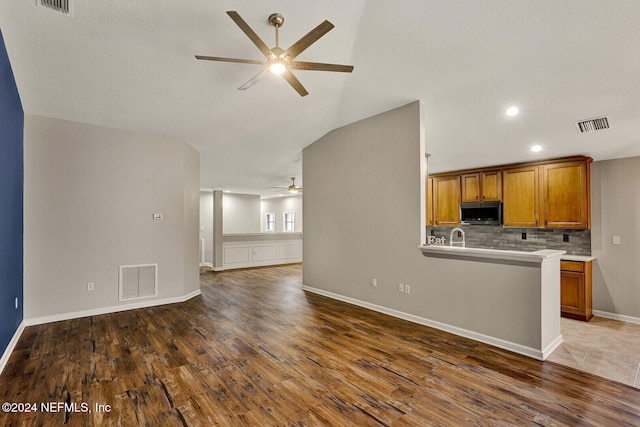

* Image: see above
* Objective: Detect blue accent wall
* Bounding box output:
[0,28,24,355]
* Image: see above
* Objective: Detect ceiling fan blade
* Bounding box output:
[281,70,309,97]
[238,68,269,91]
[226,11,273,59]
[285,20,334,60]
[195,55,267,66]
[290,61,354,73]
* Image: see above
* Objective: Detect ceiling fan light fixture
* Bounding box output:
[269,61,286,75]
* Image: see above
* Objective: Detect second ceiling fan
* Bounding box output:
[196,11,354,97]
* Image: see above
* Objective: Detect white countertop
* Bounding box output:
[419,245,566,263]
[561,254,596,262]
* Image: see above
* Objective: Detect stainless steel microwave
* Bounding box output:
[460,201,502,225]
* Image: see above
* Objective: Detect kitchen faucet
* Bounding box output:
[450,227,466,247]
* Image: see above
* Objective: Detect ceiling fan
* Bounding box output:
[273,177,303,194]
[196,11,354,97]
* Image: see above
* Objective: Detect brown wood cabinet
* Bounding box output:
[560,260,593,321]
[460,173,481,202]
[460,170,502,202]
[502,165,541,227]
[427,155,592,229]
[433,175,460,225]
[543,160,590,229]
[480,170,502,201]
[426,177,434,226]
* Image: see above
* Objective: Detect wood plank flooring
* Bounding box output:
[1,264,639,426]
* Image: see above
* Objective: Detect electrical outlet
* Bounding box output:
[404,285,411,294]
[372,278,377,287]
[521,232,527,240]
[398,283,405,293]
[563,234,569,242]
[88,282,95,291]
[613,236,621,245]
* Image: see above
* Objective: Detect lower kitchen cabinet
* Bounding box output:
[560,260,593,321]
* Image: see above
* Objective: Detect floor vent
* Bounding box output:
[37,0,73,17]
[119,264,158,301]
[575,116,610,133]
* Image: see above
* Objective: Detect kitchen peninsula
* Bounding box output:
[419,244,565,360]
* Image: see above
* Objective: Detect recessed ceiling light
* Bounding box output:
[505,107,519,116]
[530,145,542,152]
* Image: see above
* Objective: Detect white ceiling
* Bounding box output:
[2,1,639,197]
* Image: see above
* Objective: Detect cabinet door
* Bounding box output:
[560,270,585,315]
[503,166,541,227]
[426,177,434,226]
[543,161,590,229]
[460,173,480,202]
[480,170,502,201]
[433,176,460,225]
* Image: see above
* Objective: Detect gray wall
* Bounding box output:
[222,193,260,234]
[303,101,553,349]
[24,115,200,319]
[591,157,640,318]
[199,191,214,264]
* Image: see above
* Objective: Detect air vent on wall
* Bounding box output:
[37,0,73,17]
[575,116,610,133]
[119,264,158,301]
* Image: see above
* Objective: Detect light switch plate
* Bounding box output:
[613,236,621,245]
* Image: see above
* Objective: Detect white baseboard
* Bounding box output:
[0,321,26,375]
[542,334,564,360]
[301,286,556,361]
[199,262,213,268]
[593,310,640,325]
[25,289,201,327]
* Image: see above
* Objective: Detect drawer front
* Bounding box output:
[561,260,584,272]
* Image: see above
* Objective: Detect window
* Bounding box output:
[283,211,295,232]
[265,212,275,232]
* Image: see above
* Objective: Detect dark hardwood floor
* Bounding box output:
[1,264,639,426]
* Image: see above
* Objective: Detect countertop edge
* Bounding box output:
[418,245,566,263]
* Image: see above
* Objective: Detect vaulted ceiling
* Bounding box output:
[1,1,639,196]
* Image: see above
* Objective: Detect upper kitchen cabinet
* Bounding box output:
[460,173,480,202]
[542,159,591,229]
[480,170,502,201]
[426,178,434,226]
[502,165,541,227]
[461,171,502,202]
[433,175,460,225]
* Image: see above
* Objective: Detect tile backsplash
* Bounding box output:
[426,226,591,256]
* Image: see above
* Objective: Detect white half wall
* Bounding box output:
[23,115,200,319]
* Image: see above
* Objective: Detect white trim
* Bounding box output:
[542,334,564,360]
[199,262,213,268]
[25,289,201,327]
[593,310,640,325]
[301,286,558,361]
[212,267,225,272]
[0,321,26,375]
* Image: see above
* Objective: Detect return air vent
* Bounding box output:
[37,0,73,17]
[119,264,158,301]
[575,116,610,133]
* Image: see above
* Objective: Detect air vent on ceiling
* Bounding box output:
[37,0,73,17]
[575,116,610,133]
